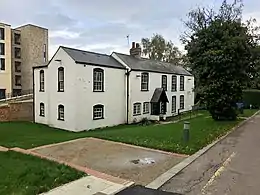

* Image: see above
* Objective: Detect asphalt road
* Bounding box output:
[161,113,260,195]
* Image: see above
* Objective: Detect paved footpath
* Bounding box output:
[161,114,260,195]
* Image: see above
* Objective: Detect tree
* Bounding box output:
[183,0,260,120]
[141,34,182,64]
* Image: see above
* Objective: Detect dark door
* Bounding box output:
[0,89,6,99]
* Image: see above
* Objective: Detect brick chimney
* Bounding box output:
[130,42,141,58]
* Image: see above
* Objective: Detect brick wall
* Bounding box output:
[0,101,33,122]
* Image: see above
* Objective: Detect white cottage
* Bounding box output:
[33,42,194,132]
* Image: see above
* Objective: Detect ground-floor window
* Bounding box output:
[143,102,150,114]
[58,104,64,121]
[93,104,104,120]
[160,102,167,114]
[172,96,176,113]
[180,95,184,110]
[133,103,141,116]
[40,103,45,117]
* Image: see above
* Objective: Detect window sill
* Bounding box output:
[39,90,45,92]
[58,118,64,121]
[93,117,104,120]
[141,89,149,92]
[171,90,177,92]
[57,90,64,92]
[143,112,149,114]
[180,90,185,91]
[39,115,45,117]
[93,90,104,92]
[133,113,141,116]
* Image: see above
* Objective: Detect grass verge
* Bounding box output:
[0,110,250,154]
[0,151,85,195]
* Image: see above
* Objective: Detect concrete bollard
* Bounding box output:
[183,121,190,143]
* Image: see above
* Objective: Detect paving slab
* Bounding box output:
[41,176,129,195]
[31,138,186,185]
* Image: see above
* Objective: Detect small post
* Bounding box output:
[183,121,190,143]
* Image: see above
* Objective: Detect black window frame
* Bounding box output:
[43,44,47,62]
[93,104,104,120]
[141,72,149,91]
[172,96,176,113]
[93,68,104,92]
[40,102,45,117]
[162,75,167,91]
[14,33,21,45]
[0,43,5,55]
[14,47,21,59]
[0,28,4,40]
[58,67,64,92]
[0,58,5,71]
[171,75,177,92]
[14,61,21,72]
[39,70,45,92]
[15,75,21,86]
[58,104,64,121]
[143,102,150,114]
[180,76,184,91]
[180,95,184,110]
[133,103,141,116]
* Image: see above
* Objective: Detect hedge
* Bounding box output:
[243,89,260,108]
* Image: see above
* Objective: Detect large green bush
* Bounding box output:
[243,89,260,108]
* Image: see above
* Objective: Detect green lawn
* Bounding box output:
[239,109,259,118]
[0,110,252,154]
[0,151,85,195]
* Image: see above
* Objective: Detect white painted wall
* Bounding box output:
[74,64,126,131]
[34,48,77,131]
[34,48,194,132]
[128,71,194,123]
[34,47,127,132]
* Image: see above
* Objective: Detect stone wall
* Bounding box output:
[0,101,33,122]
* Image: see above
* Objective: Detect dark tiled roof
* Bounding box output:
[151,88,169,103]
[62,46,126,69]
[113,52,192,76]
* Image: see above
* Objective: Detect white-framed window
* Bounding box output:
[133,103,141,116]
[93,104,104,120]
[180,95,184,110]
[143,102,149,114]
[141,73,149,91]
[40,103,45,117]
[162,75,167,91]
[58,104,64,120]
[93,68,104,92]
[172,96,176,113]
[58,67,64,92]
[40,70,44,92]
[180,76,184,91]
[172,75,177,92]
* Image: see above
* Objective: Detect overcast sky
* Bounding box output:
[1,0,259,57]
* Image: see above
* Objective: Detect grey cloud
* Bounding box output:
[1,0,260,57]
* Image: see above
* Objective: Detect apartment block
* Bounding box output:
[0,22,48,99]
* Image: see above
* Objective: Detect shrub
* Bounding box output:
[139,117,152,126]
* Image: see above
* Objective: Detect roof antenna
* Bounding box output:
[126,35,130,48]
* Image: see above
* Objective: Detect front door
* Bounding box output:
[0,89,6,99]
